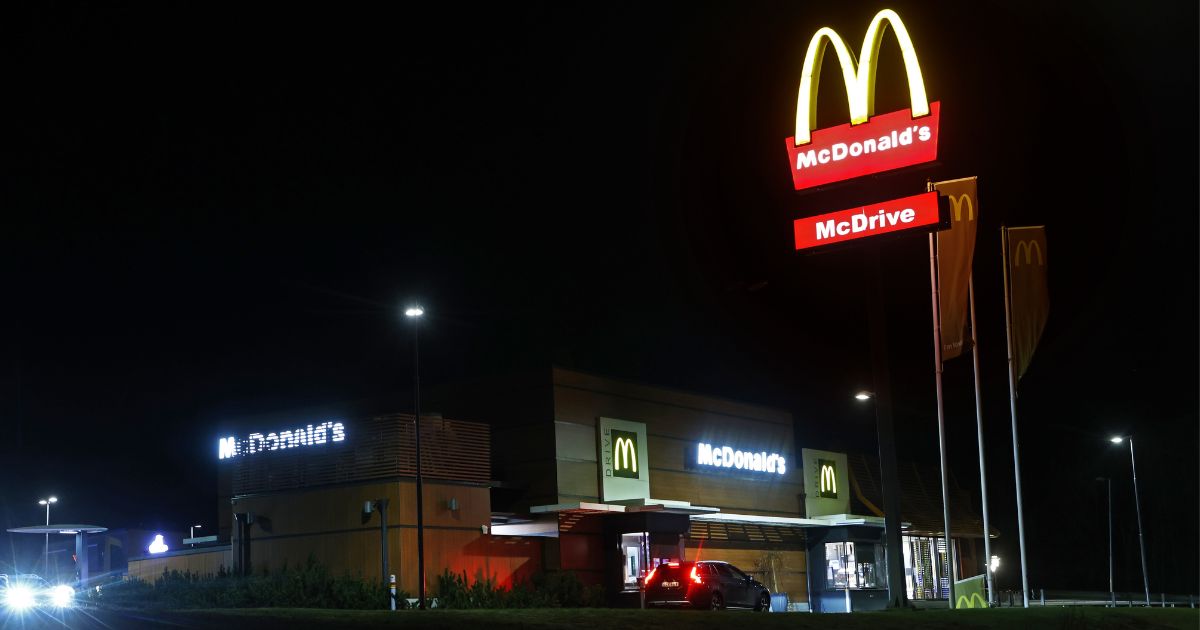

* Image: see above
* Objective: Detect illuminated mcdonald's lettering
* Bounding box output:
[217,420,346,459]
[696,442,786,476]
[614,436,637,474]
[1014,240,1044,267]
[783,9,940,191]
[949,194,974,222]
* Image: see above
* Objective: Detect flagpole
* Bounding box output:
[1000,225,1030,608]
[927,211,956,609]
[968,275,995,604]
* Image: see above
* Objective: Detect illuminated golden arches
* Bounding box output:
[794,9,930,145]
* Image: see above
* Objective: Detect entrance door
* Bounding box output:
[620,532,648,591]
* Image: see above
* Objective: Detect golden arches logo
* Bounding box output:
[818,460,838,498]
[794,9,929,146]
[614,436,637,474]
[948,194,974,222]
[956,592,989,609]
[1014,240,1044,267]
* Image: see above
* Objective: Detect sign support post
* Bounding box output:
[1000,226,1031,607]
[968,276,996,604]
[927,211,956,608]
[864,245,907,608]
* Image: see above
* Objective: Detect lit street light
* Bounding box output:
[1110,435,1150,606]
[405,304,427,610]
[854,391,873,401]
[190,524,202,547]
[37,496,57,577]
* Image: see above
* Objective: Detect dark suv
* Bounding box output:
[644,561,770,611]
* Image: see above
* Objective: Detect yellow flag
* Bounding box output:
[934,177,979,361]
[1006,226,1049,379]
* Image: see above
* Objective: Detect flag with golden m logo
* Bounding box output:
[934,177,978,361]
[1006,226,1049,379]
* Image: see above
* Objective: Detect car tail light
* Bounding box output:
[690,565,702,584]
[645,567,657,585]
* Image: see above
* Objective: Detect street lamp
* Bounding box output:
[1110,435,1150,606]
[405,304,427,610]
[854,391,873,401]
[38,497,57,577]
[1095,477,1114,607]
[190,524,202,547]
[989,555,1000,573]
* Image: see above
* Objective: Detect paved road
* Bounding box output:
[1,607,208,629]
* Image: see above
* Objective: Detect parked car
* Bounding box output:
[644,560,771,611]
[0,574,76,611]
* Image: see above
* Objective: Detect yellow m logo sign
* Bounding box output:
[949,194,974,222]
[818,460,838,498]
[612,431,639,479]
[1014,240,1044,267]
[794,9,929,145]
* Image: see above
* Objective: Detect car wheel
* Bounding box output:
[709,592,724,610]
[755,592,771,611]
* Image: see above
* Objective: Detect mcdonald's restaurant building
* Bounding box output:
[129,367,989,611]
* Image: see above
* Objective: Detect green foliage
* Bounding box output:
[434,568,604,609]
[90,555,402,610]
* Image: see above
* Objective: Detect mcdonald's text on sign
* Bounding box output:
[793,191,942,251]
[786,103,940,191]
[696,443,786,475]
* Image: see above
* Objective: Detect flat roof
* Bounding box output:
[8,524,107,535]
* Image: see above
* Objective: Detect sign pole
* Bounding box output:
[864,245,907,609]
[968,276,995,603]
[1000,226,1030,607]
[927,215,956,608]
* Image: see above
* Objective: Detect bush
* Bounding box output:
[435,568,604,609]
[91,555,401,610]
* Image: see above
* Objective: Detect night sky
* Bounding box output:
[2,2,1196,595]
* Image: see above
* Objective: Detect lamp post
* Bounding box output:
[190,524,202,547]
[405,305,427,610]
[1110,436,1150,606]
[37,496,57,576]
[1094,477,1113,607]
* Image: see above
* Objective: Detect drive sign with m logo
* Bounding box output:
[598,417,650,501]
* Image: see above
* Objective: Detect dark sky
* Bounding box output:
[1,2,1196,594]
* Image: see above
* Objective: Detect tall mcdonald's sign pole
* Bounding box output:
[785,9,950,609]
[999,226,1030,607]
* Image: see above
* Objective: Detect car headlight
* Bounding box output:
[4,585,35,611]
[49,585,75,608]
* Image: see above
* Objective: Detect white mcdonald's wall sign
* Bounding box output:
[785,9,939,191]
[801,448,849,517]
[597,417,650,501]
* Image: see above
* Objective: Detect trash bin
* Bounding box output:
[770,593,789,612]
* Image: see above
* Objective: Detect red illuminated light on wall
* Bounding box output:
[784,103,940,191]
[793,191,943,251]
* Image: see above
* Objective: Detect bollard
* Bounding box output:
[1160,593,1164,608]
[389,574,397,611]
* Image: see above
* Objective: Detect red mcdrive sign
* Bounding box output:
[794,191,941,251]
[785,103,940,191]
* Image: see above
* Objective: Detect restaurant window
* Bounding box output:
[824,541,886,590]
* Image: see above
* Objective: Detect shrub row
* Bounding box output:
[90,557,393,609]
[434,569,604,608]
